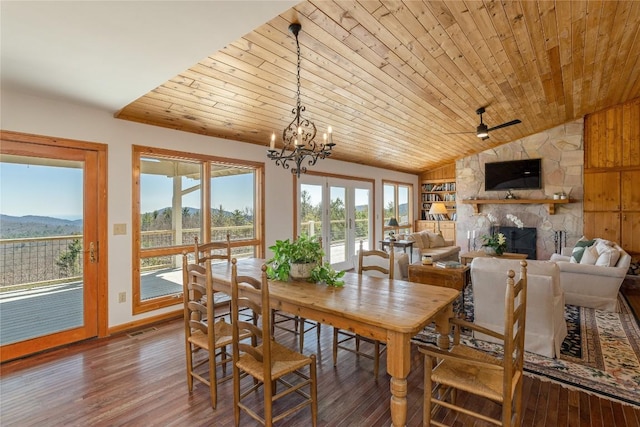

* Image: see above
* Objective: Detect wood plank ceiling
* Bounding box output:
[115,1,640,175]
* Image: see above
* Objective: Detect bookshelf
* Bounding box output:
[417,178,457,241]
[420,180,457,221]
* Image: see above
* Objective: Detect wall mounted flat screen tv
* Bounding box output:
[484,158,542,191]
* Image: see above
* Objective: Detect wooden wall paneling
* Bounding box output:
[583,172,621,211]
[586,98,640,170]
[604,107,617,168]
[622,98,640,167]
[622,170,640,211]
[419,163,455,181]
[622,212,640,254]
[583,212,620,244]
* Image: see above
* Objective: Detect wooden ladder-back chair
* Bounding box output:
[271,237,322,352]
[194,234,231,264]
[181,252,249,408]
[332,240,394,378]
[230,258,318,427]
[418,260,528,426]
[194,234,233,316]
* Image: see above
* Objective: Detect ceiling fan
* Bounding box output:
[448,107,522,140]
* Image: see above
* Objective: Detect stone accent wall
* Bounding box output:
[455,118,584,260]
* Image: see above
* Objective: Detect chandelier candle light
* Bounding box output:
[267,23,335,178]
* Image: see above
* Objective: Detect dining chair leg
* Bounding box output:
[332,327,339,366]
[186,343,194,392]
[298,318,305,352]
[424,355,433,427]
[373,341,380,378]
[311,354,318,427]
[209,342,217,408]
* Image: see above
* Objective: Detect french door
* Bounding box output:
[0,131,107,362]
[298,175,373,271]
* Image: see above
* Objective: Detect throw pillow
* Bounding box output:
[595,242,621,267]
[594,238,614,247]
[570,239,596,263]
[420,232,431,249]
[408,232,424,249]
[427,232,446,248]
[579,244,599,265]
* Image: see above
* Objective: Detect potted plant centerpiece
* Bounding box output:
[266,234,345,287]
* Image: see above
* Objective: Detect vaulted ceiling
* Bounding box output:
[115,1,640,175]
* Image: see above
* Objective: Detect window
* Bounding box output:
[297,173,374,271]
[382,181,413,237]
[133,146,264,314]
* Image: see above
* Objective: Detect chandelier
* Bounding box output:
[267,23,335,178]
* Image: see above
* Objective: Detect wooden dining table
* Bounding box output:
[210,258,459,427]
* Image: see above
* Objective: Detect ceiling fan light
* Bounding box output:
[476,124,489,138]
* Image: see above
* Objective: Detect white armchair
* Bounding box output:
[550,241,631,312]
[471,258,567,358]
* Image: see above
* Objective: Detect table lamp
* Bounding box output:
[387,217,399,240]
[428,203,448,234]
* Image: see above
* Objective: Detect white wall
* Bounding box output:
[1,89,418,328]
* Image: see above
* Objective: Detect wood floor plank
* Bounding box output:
[2,314,639,426]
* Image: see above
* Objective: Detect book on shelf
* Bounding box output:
[435,260,462,269]
[422,182,456,192]
[424,213,449,221]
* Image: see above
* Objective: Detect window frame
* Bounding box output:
[382,180,413,237]
[132,145,264,314]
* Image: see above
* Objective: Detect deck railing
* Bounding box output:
[1,219,371,289]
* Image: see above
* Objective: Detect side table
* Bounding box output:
[459,250,528,266]
[407,263,470,314]
[379,239,414,263]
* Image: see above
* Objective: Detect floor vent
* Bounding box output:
[127,327,158,338]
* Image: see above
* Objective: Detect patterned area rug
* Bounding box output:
[412,288,640,407]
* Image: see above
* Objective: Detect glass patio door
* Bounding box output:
[0,135,103,361]
[298,176,372,271]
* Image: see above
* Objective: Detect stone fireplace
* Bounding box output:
[455,118,584,261]
[493,226,537,260]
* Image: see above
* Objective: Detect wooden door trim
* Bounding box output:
[0,130,109,361]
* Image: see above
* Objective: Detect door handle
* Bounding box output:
[89,241,98,263]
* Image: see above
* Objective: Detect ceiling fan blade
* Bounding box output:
[443,131,476,135]
[486,119,522,132]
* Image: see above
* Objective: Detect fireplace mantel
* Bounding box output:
[461,198,571,215]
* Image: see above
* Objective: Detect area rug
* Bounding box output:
[412,288,640,407]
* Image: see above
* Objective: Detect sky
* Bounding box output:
[141,172,255,214]
[301,183,370,208]
[0,162,83,220]
[0,161,255,220]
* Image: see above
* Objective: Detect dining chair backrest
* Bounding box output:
[357,240,394,279]
[182,255,212,340]
[230,259,270,367]
[503,261,528,400]
[181,252,233,408]
[194,234,231,265]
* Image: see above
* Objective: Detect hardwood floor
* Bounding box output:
[2,312,639,427]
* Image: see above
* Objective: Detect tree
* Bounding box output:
[56,239,82,277]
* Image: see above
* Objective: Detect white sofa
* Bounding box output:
[549,240,631,312]
[470,257,567,358]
